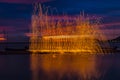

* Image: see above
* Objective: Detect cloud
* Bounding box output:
[0,0,52,4]
[100,29,120,39]
[99,22,120,29]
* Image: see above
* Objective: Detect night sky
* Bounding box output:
[0,0,120,42]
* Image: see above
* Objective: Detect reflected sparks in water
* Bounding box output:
[30,54,111,80]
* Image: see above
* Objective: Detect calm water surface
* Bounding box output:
[0,53,120,80]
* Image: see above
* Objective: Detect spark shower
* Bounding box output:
[29,4,109,54]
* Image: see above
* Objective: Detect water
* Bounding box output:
[0,54,31,80]
[0,53,120,80]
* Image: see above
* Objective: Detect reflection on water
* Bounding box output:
[30,53,113,80]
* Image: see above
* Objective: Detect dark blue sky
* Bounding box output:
[0,0,120,42]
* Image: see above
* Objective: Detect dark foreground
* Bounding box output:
[0,52,120,80]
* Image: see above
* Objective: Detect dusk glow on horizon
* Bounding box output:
[0,0,120,42]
